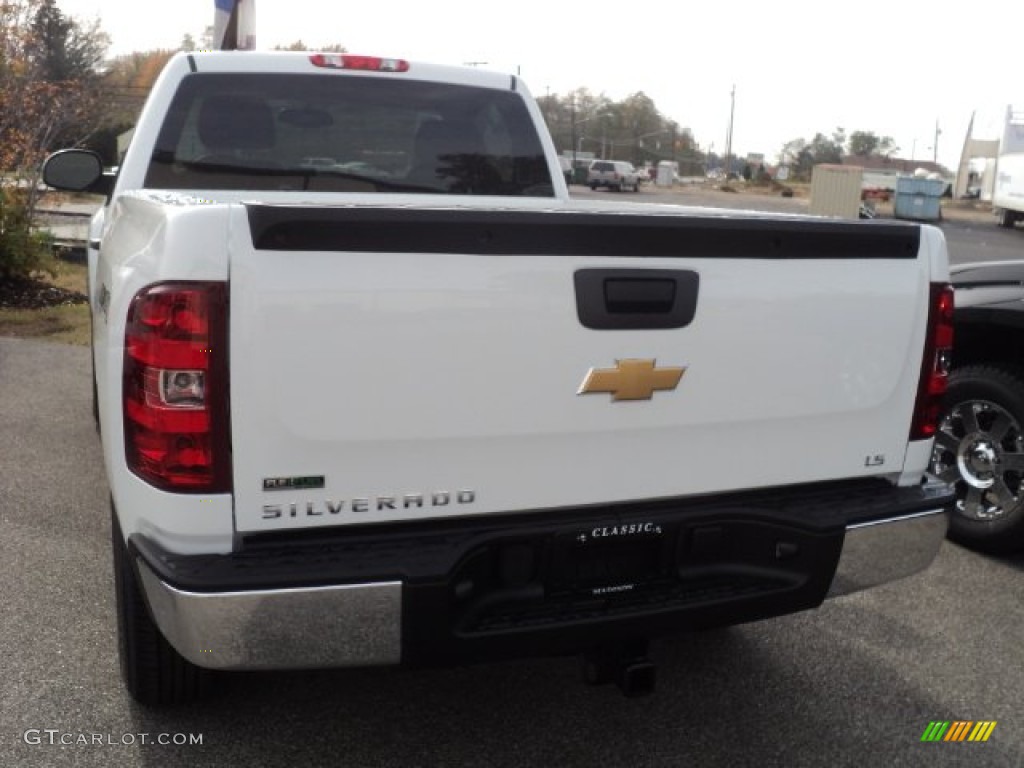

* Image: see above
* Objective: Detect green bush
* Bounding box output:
[0,188,55,280]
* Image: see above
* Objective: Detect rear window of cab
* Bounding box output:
[145,73,554,197]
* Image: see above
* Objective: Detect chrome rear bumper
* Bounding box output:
[827,508,948,598]
[136,562,401,670]
[133,499,950,670]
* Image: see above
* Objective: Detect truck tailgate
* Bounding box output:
[228,205,929,533]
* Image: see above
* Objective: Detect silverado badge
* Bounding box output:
[577,359,686,401]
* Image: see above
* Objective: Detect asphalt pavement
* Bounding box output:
[2,335,1023,767]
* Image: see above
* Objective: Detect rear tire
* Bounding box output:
[930,365,1024,554]
[89,300,99,434]
[997,209,1016,228]
[112,507,210,705]
[91,369,99,433]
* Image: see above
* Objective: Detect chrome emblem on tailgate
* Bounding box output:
[262,490,476,519]
[577,359,686,401]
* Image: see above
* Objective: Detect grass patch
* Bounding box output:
[47,260,88,294]
[0,261,91,346]
[0,304,91,344]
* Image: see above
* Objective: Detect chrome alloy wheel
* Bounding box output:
[931,399,1024,521]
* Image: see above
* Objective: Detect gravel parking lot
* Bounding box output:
[3,191,1024,767]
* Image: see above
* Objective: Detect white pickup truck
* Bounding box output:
[45,51,954,705]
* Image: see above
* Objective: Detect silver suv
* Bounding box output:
[587,160,639,192]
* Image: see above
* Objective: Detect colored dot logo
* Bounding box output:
[921,721,997,743]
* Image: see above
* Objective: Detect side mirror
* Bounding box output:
[42,149,115,196]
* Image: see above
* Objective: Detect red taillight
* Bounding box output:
[309,54,409,72]
[909,282,954,441]
[123,283,231,492]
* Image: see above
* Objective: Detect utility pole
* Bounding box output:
[724,85,735,176]
[570,98,576,182]
[933,119,941,164]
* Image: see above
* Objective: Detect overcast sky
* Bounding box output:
[56,0,1022,170]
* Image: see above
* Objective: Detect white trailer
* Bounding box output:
[993,107,1024,228]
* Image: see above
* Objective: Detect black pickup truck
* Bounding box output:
[931,261,1024,553]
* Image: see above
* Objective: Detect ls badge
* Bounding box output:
[577,359,686,401]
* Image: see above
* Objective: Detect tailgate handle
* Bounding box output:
[605,278,675,314]
[574,269,699,330]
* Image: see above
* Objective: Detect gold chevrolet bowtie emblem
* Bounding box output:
[577,359,686,401]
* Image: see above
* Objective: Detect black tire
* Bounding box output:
[997,208,1016,229]
[930,365,1024,553]
[91,367,99,432]
[589,183,597,191]
[88,285,99,434]
[112,507,210,705]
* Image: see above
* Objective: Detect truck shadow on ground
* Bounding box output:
[992,551,1024,573]
[124,601,1022,768]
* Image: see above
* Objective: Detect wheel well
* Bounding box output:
[953,319,1024,371]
